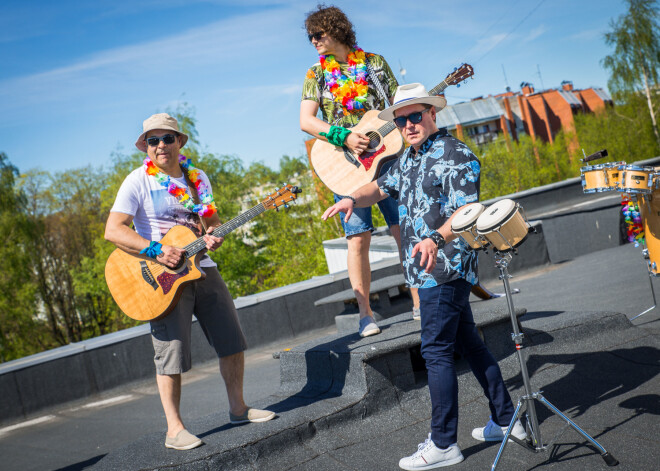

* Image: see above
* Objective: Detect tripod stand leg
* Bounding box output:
[537,393,619,466]
[491,399,524,471]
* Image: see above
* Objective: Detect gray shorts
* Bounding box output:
[149,267,247,375]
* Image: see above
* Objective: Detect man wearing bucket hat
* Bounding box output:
[105,113,274,451]
[323,84,525,468]
[301,5,421,337]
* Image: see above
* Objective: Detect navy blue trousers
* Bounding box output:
[419,278,515,448]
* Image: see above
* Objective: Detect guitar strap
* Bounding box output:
[365,55,391,108]
[182,165,208,233]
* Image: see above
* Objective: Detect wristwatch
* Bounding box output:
[424,231,446,249]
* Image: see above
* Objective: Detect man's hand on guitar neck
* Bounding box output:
[203,225,224,252]
[345,132,369,156]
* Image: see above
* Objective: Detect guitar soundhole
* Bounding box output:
[366,131,381,150]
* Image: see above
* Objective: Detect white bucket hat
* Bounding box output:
[378,83,447,122]
[135,113,188,152]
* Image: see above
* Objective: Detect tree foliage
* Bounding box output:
[602,0,660,144]
[2,91,658,362]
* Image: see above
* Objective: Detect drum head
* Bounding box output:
[451,203,485,231]
[476,199,517,233]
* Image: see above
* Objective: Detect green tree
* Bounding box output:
[602,0,660,145]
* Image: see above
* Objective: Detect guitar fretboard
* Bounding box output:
[373,79,450,139]
[183,203,267,257]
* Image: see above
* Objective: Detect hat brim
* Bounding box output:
[135,129,188,153]
[378,96,447,122]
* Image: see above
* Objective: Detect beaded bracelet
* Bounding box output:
[342,195,357,206]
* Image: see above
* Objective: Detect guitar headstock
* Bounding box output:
[444,63,474,87]
[262,184,303,210]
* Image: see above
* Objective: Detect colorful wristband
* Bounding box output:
[319,125,352,147]
[140,241,163,259]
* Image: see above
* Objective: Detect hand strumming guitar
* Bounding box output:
[156,245,186,269]
[345,132,370,155]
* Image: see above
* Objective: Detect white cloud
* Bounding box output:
[525,24,547,42]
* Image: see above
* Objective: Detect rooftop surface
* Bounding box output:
[2,241,658,471]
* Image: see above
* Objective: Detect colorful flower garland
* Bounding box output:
[622,196,644,246]
[320,47,369,114]
[144,155,217,218]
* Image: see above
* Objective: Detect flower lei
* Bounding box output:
[144,155,217,218]
[320,47,369,113]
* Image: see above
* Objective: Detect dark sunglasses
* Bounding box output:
[393,108,431,128]
[146,134,177,147]
[308,31,324,42]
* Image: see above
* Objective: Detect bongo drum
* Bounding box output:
[580,164,609,194]
[618,165,655,194]
[451,203,487,250]
[604,161,625,191]
[476,199,530,252]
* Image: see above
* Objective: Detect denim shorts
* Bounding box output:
[334,161,399,237]
[334,193,399,236]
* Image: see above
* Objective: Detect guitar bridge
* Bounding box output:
[343,147,361,169]
[140,261,159,291]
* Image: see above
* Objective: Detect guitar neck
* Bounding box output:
[183,203,267,257]
[376,79,450,137]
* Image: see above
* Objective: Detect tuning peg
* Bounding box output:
[284,204,289,209]
[457,84,460,87]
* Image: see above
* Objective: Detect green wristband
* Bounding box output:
[319,125,352,147]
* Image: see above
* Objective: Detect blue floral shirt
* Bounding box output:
[377,129,480,288]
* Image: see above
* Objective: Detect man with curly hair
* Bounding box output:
[300,4,420,337]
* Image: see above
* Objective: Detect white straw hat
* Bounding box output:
[135,113,188,152]
[378,83,447,121]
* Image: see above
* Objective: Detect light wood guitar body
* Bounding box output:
[105,225,203,321]
[310,110,404,196]
[105,184,301,322]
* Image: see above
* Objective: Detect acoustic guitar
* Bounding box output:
[105,184,301,321]
[309,64,475,196]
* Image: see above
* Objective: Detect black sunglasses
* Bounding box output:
[146,134,177,147]
[308,31,324,42]
[393,108,431,128]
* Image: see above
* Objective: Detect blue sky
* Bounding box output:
[1,0,627,174]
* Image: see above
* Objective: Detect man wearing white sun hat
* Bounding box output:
[105,113,274,451]
[323,83,525,469]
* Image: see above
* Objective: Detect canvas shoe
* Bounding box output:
[229,407,276,424]
[358,315,381,337]
[165,429,203,450]
[399,434,464,470]
[412,306,421,320]
[472,417,527,442]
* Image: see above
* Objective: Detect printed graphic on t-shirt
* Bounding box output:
[150,187,202,239]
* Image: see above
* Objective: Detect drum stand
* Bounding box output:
[489,251,618,470]
[630,193,657,321]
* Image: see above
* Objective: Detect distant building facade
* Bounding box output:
[436,80,613,147]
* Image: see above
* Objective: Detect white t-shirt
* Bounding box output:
[110,166,217,267]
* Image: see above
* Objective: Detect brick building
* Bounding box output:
[436,81,613,147]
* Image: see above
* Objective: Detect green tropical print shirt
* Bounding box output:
[301,52,398,128]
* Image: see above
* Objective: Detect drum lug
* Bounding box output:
[642,248,650,260]
[511,332,524,344]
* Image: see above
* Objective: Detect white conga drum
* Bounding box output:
[451,203,488,250]
[476,199,530,252]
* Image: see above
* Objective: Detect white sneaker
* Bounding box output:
[399,434,464,469]
[412,306,421,320]
[472,417,527,442]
